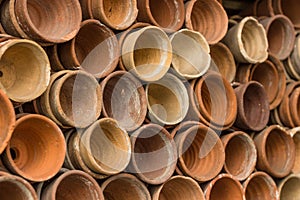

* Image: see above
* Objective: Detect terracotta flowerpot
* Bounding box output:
[101,173,150,200]
[278,174,300,200]
[259,15,295,60]
[290,33,300,75]
[254,125,295,178]
[204,174,244,200]
[128,124,177,185]
[169,29,211,79]
[151,175,205,200]
[288,127,300,174]
[284,57,300,80]
[58,19,119,78]
[121,26,172,82]
[137,0,184,32]
[101,71,147,131]
[0,39,50,102]
[253,0,275,16]
[174,123,225,182]
[1,114,66,182]
[45,45,65,72]
[223,16,268,63]
[185,0,228,44]
[146,73,189,125]
[234,81,270,131]
[79,0,93,19]
[13,0,81,43]
[243,171,279,200]
[272,0,300,28]
[221,131,257,181]
[80,118,131,175]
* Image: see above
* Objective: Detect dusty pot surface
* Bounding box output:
[278,174,300,200]
[288,127,300,174]
[254,125,295,178]
[121,25,172,82]
[170,29,211,79]
[0,39,50,102]
[101,71,147,132]
[2,114,66,182]
[243,171,279,200]
[101,173,150,200]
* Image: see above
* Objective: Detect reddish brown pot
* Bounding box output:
[288,127,300,174]
[174,123,225,182]
[1,114,66,182]
[79,0,93,19]
[272,0,300,28]
[234,81,270,131]
[221,131,257,181]
[41,170,104,200]
[284,56,300,81]
[101,173,151,200]
[137,0,184,32]
[45,45,65,72]
[204,174,245,200]
[58,19,119,78]
[290,33,300,76]
[185,0,228,44]
[278,174,300,200]
[252,0,275,16]
[151,175,205,200]
[254,125,295,178]
[101,71,147,132]
[128,124,177,185]
[243,171,279,200]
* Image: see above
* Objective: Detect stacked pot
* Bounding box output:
[0,0,299,199]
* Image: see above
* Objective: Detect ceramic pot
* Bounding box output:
[1,114,66,182]
[253,0,275,16]
[45,45,65,72]
[278,174,300,200]
[101,71,147,131]
[185,0,228,44]
[272,0,300,28]
[79,0,93,19]
[290,33,300,75]
[169,29,211,79]
[288,127,300,174]
[101,173,151,200]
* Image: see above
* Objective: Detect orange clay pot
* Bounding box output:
[288,127,300,174]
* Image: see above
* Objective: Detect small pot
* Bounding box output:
[290,33,300,75]
[253,0,275,16]
[272,0,300,28]
[278,174,300,200]
[288,127,300,174]
[284,56,300,81]
[45,45,65,72]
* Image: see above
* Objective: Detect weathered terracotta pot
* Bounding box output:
[151,175,205,200]
[101,173,151,200]
[204,174,245,200]
[272,0,300,28]
[0,39,50,102]
[284,56,300,80]
[58,19,119,78]
[45,45,65,72]
[0,89,15,154]
[79,0,93,19]
[290,33,300,75]
[254,125,295,178]
[243,171,279,200]
[101,71,147,131]
[121,26,172,82]
[1,114,66,182]
[169,29,211,79]
[209,42,236,82]
[288,127,300,174]
[137,0,184,32]
[13,0,81,43]
[128,124,177,185]
[253,0,275,16]
[259,15,295,60]
[223,16,268,63]
[234,81,270,131]
[221,131,257,181]
[146,73,189,125]
[185,0,228,44]
[278,174,300,200]
[174,123,225,182]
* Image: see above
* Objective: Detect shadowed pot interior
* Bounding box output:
[289,128,300,173]
[279,174,300,200]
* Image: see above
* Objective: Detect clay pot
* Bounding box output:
[290,33,300,75]
[121,26,172,82]
[221,131,257,181]
[45,45,65,72]
[0,39,50,102]
[259,15,295,60]
[79,0,93,19]
[41,170,104,200]
[288,127,300,174]
[80,118,131,175]
[209,42,236,82]
[146,73,189,125]
[1,114,66,182]
[151,175,205,200]
[0,172,38,200]
[169,29,211,79]
[128,124,177,185]
[204,174,244,200]
[284,57,300,81]
[12,0,81,43]
[0,89,15,154]
[243,171,279,200]
[254,125,295,178]
[278,174,300,200]
[234,81,270,131]
[101,173,151,200]
[272,0,300,28]
[137,0,184,32]
[58,19,119,78]
[174,123,225,182]
[185,0,228,44]
[101,71,147,132]
[223,16,268,63]
[253,0,275,16]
